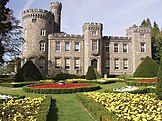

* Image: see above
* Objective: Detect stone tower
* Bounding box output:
[22,9,53,75]
[126,25,152,72]
[83,23,103,75]
[50,2,62,33]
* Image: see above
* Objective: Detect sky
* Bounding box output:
[7,0,162,36]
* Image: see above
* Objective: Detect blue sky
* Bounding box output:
[7,0,162,36]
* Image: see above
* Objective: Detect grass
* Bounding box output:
[0,82,126,121]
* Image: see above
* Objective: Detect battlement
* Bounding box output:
[51,1,62,6]
[109,36,131,40]
[22,9,53,20]
[126,24,151,35]
[49,33,83,39]
[83,22,103,30]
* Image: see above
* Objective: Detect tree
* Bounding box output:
[85,66,97,80]
[141,20,148,27]
[146,18,151,27]
[0,0,12,64]
[134,56,159,77]
[156,56,162,99]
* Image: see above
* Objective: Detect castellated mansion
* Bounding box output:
[21,2,152,77]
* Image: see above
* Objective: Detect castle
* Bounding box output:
[21,2,152,77]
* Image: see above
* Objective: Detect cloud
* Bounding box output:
[17,0,34,19]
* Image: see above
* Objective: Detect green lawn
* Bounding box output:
[0,82,126,121]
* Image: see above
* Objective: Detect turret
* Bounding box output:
[50,2,62,33]
[83,22,103,75]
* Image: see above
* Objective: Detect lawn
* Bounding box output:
[0,82,126,121]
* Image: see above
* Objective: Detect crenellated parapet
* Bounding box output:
[109,36,131,40]
[48,33,83,39]
[22,9,53,20]
[50,2,62,9]
[83,22,103,31]
[126,24,151,36]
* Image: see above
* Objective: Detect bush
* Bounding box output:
[134,56,159,77]
[156,57,162,99]
[85,66,97,80]
[23,84,101,94]
[15,61,43,82]
[126,81,156,86]
[36,96,52,121]
[76,94,118,121]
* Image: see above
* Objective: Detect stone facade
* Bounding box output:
[21,2,152,77]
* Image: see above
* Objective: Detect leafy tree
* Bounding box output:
[134,56,159,77]
[141,20,148,27]
[85,66,97,80]
[146,18,152,27]
[156,56,162,99]
[0,0,12,64]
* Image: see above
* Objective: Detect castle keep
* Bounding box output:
[21,2,152,77]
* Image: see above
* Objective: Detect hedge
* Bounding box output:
[104,87,156,94]
[0,81,39,88]
[36,96,52,121]
[76,94,118,121]
[66,79,116,85]
[23,84,101,94]
[126,81,156,86]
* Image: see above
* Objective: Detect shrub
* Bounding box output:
[85,66,97,80]
[23,84,101,94]
[76,94,117,121]
[36,96,52,121]
[15,61,43,82]
[156,57,162,99]
[134,56,159,77]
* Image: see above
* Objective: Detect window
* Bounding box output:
[91,31,97,36]
[56,41,61,52]
[123,44,128,53]
[75,42,80,52]
[39,41,45,51]
[123,59,129,70]
[55,58,61,68]
[40,29,46,36]
[24,29,27,36]
[32,19,37,23]
[114,43,119,53]
[114,59,120,70]
[105,42,109,53]
[140,42,146,53]
[75,58,80,70]
[105,59,110,69]
[92,40,98,51]
[65,42,70,52]
[65,58,70,70]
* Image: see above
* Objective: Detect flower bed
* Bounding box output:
[23,83,101,94]
[0,95,51,121]
[126,78,157,86]
[79,92,162,121]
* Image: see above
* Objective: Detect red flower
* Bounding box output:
[137,79,157,84]
[31,83,94,89]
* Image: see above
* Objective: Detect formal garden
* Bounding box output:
[0,56,162,121]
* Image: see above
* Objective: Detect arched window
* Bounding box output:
[39,41,46,51]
